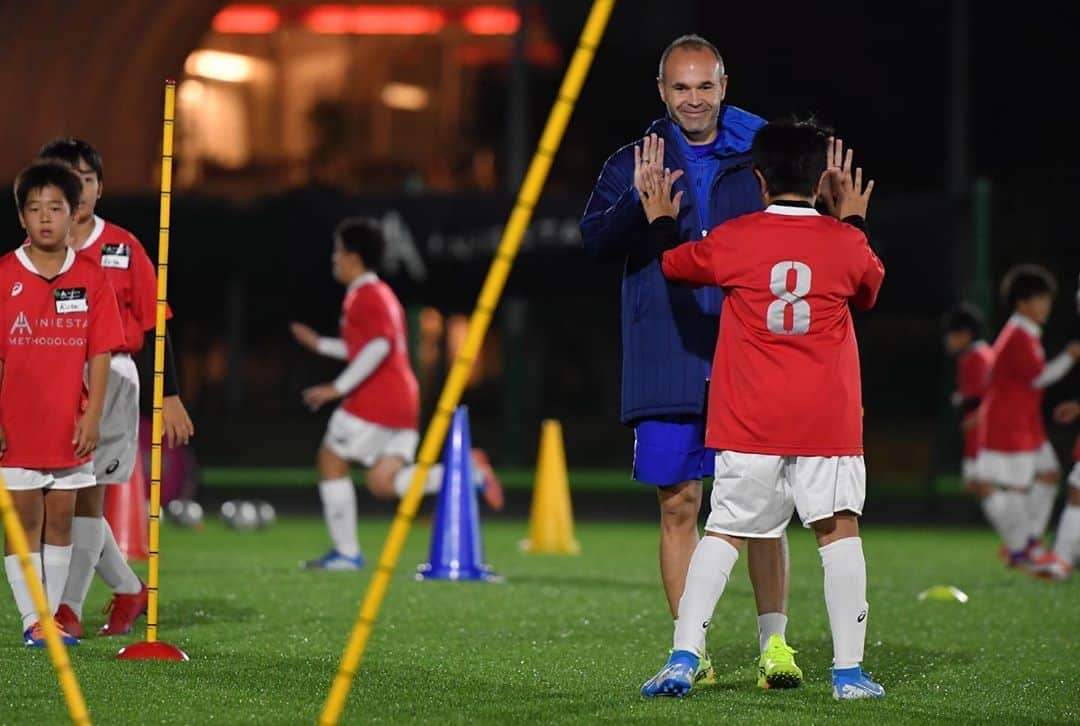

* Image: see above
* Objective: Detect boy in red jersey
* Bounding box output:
[975,266,1080,572]
[637,122,885,700]
[942,304,1003,522]
[291,218,501,570]
[37,138,195,637]
[1,161,125,646]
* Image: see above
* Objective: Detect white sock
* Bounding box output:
[1028,482,1058,542]
[757,612,789,652]
[62,517,105,618]
[982,490,1029,553]
[42,545,72,616]
[5,553,43,629]
[319,478,360,558]
[1053,505,1080,565]
[96,521,143,595]
[819,536,867,670]
[392,464,445,497]
[672,537,739,656]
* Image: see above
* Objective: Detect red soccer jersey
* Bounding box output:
[958,341,994,458]
[0,246,125,468]
[339,274,419,430]
[76,216,166,354]
[660,205,885,456]
[981,315,1046,452]
[1073,433,1080,463]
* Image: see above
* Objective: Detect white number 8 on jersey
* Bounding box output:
[766,261,812,335]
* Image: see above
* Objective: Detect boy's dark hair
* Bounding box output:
[751,118,833,198]
[38,137,104,180]
[1001,264,1057,309]
[14,161,82,212]
[658,34,724,79]
[943,302,984,338]
[334,217,386,270]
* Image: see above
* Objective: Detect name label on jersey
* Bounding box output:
[54,287,88,314]
[101,243,131,270]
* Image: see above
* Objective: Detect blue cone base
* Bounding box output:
[415,562,502,582]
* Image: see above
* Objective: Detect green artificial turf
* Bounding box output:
[0,519,1077,725]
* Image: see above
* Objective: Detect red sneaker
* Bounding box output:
[55,604,83,639]
[99,582,148,636]
[1035,553,1072,582]
[471,448,504,511]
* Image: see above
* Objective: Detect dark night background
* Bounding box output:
[1,1,1076,507]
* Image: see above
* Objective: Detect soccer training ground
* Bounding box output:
[1,517,1077,725]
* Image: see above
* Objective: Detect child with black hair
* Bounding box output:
[636,121,884,700]
[37,136,194,638]
[943,303,995,491]
[1,161,124,646]
[290,218,502,570]
[975,265,1080,577]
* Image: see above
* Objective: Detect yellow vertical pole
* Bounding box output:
[0,475,91,725]
[146,79,176,643]
[317,2,617,724]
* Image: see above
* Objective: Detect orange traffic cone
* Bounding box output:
[104,449,149,561]
[520,420,580,554]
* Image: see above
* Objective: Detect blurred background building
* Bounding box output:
[1,1,1075,513]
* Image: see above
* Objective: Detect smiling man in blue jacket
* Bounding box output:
[581,35,799,689]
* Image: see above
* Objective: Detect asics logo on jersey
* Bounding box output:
[11,282,22,297]
[9,312,31,336]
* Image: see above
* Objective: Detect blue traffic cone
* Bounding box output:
[417,406,500,582]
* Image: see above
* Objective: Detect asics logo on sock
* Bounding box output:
[857,610,867,623]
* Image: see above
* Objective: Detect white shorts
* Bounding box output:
[705,451,866,538]
[2,463,96,492]
[962,457,979,482]
[1068,463,1080,490]
[94,355,140,485]
[977,441,1059,488]
[323,409,418,467]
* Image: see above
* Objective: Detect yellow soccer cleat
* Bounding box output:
[757,634,803,689]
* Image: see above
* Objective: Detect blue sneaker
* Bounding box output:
[23,621,79,648]
[641,650,699,698]
[301,549,365,571]
[832,666,885,700]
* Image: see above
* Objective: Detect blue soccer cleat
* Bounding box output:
[641,649,699,698]
[23,620,79,648]
[301,549,365,571]
[832,666,885,700]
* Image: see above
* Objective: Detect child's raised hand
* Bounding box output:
[638,165,685,223]
[825,139,875,220]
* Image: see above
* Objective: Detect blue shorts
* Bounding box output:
[632,415,714,487]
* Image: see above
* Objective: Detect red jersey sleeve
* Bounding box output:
[660,222,740,287]
[850,233,885,311]
[128,238,165,332]
[1005,329,1044,382]
[342,289,393,359]
[89,274,126,358]
[958,350,991,398]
